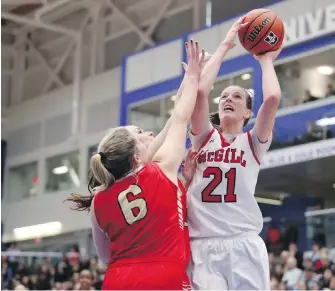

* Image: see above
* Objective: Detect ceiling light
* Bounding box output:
[333,183,335,189]
[13,222,62,241]
[315,117,335,126]
[52,166,68,175]
[317,66,334,75]
[241,73,251,80]
[255,197,282,205]
[213,97,220,104]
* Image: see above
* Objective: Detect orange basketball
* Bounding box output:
[238,9,285,55]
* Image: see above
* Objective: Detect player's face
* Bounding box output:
[127,126,154,165]
[218,86,251,127]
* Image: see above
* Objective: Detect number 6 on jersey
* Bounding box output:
[118,185,148,225]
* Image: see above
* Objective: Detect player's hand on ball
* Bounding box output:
[254,46,283,62]
[223,16,249,49]
[182,40,205,79]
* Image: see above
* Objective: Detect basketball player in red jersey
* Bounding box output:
[183,17,282,289]
[66,40,205,290]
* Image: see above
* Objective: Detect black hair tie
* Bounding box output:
[98,152,106,160]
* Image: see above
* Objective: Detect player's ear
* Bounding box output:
[133,155,141,166]
[243,108,251,120]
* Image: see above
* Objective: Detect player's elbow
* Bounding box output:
[264,93,281,108]
[172,110,189,125]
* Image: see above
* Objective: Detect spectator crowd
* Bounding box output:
[1,246,106,290]
[2,241,335,290]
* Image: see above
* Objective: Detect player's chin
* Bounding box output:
[220,112,236,123]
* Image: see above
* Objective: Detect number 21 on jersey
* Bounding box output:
[202,167,237,203]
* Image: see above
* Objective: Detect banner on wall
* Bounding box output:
[284,3,335,46]
[261,138,335,169]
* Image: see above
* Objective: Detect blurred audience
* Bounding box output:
[2,240,335,290]
[1,250,106,290]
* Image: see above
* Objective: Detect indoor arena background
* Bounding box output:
[1,0,335,290]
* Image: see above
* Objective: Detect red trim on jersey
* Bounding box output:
[197,128,215,152]
[217,129,231,148]
[247,131,260,165]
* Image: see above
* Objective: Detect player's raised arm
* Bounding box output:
[153,41,204,183]
[253,48,282,143]
[146,70,188,162]
[190,17,248,140]
[146,52,211,162]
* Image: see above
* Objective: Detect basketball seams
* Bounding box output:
[248,15,278,52]
[242,10,272,45]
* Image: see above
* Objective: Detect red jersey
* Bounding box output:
[93,162,190,265]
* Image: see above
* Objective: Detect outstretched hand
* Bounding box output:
[181,40,205,79]
[254,46,283,63]
[223,16,249,49]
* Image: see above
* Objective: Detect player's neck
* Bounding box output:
[220,122,243,135]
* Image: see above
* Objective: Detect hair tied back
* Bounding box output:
[247,89,255,99]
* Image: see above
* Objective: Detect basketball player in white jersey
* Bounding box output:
[183,17,282,290]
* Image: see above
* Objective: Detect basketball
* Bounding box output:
[238,9,285,55]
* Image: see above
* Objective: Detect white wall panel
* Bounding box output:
[126,39,183,92]
[44,113,72,147]
[126,50,152,92]
[152,39,183,84]
[188,25,221,56]
[7,122,42,157]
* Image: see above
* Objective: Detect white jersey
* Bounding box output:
[187,124,271,239]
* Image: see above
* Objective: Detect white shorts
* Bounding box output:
[188,234,270,290]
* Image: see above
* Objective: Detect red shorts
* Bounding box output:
[102,258,190,290]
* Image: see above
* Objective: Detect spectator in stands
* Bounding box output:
[329,276,335,290]
[318,268,333,289]
[265,223,282,255]
[289,242,304,269]
[296,281,307,290]
[78,270,94,290]
[303,89,318,103]
[68,245,80,267]
[281,250,290,266]
[311,242,321,264]
[270,276,279,290]
[282,221,299,250]
[315,248,330,274]
[326,84,335,97]
[28,274,38,290]
[282,256,303,289]
[278,281,287,290]
[54,255,71,283]
[273,263,284,282]
[298,266,318,289]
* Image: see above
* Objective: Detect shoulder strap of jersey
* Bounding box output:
[197,128,216,152]
[247,131,261,165]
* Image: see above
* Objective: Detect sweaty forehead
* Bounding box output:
[221,86,245,96]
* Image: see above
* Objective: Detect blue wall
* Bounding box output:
[259,196,321,252]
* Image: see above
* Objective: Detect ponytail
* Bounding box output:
[65,127,136,211]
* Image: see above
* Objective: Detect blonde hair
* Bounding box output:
[66,127,137,211]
